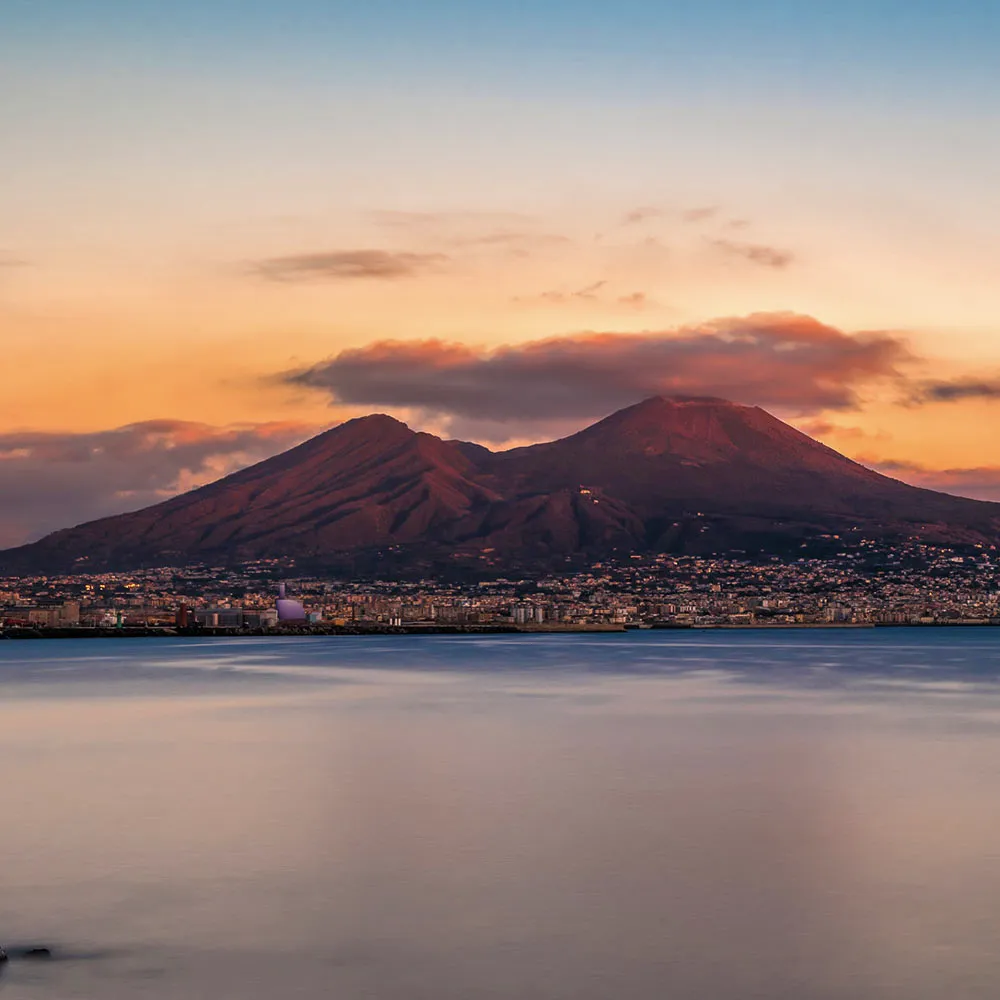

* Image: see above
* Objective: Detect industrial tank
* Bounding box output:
[276,582,306,622]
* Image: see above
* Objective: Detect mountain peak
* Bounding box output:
[619,395,752,417]
[4,397,1000,574]
[565,394,762,452]
[304,412,416,453]
[336,412,413,434]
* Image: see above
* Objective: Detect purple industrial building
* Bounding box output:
[276,582,306,622]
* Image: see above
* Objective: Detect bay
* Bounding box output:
[2,630,1000,999]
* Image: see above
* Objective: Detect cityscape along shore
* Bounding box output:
[3,538,999,636]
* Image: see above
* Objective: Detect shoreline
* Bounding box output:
[2,621,999,640]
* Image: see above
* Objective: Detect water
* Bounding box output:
[3,629,1000,999]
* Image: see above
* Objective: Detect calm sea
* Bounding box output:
[3,629,1000,999]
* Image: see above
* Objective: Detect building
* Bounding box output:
[26,602,81,627]
[276,582,306,622]
[193,608,244,627]
[511,604,544,625]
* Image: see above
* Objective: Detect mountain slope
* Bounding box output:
[3,397,999,573]
[3,414,502,570]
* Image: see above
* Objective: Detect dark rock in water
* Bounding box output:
[0,946,53,962]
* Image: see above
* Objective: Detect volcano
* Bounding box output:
[3,396,999,574]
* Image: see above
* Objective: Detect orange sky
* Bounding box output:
[3,199,997,471]
[2,0,999,544]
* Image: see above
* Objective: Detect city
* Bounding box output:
[3,539,999,635]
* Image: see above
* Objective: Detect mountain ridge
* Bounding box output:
[3,396,999,575]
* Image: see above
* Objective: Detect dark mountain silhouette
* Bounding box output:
[3,396,999,574]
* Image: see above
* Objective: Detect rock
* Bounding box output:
[22,948,52,960]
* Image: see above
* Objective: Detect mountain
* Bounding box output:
[4,396,1000,574]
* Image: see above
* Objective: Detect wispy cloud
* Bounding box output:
[513,281,655,309]
[453,230,566,248]
[282,313,909,438]
[870,458,1000,502]
[711,239,794,269]
[368,209,537,230]
[907,377,1000,404]
[681,206,719,223]
[514,280,607,305]
[249,250,448,282]
[622,206,663,226]
[0,420,315,548]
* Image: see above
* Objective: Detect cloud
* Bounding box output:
[0,420,315,548]
[514,282,655,309]
[447,230,570,260]
[249,250,448,282]
[455,231,561,248]
[622,206,663,226]
[795,420,891,446]
[908,378,1000,404]
[283,313,909,438]
[871,459,1000,502]
[514,280,609,305]
[681,206,719,223]
[622,204,722,227]
[712,239,794,269]
[366,210,563,252]
[369,209,536,230]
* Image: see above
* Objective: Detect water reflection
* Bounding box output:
[2,631,1000,998]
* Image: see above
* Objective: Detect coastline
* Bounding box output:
[2,621,999,640]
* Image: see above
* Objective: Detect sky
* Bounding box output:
[2,0,999,545]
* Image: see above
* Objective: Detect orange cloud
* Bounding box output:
[0,420,316,547]
[284,313,910,436]
[871,459,1000,502]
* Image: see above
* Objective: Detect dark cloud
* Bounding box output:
[908,378,1000,404]
[250,250,448,282]
[712,239,794,269]
[871,459,1000,503]
[284,313,909,436]
[0,420,314,548]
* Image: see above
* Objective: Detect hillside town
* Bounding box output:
[2,539,999,633]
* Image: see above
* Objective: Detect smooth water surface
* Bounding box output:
[3,629,1000,999]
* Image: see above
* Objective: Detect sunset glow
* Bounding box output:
[3,0,999,544]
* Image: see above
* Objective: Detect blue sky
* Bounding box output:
[5,1,998,99]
